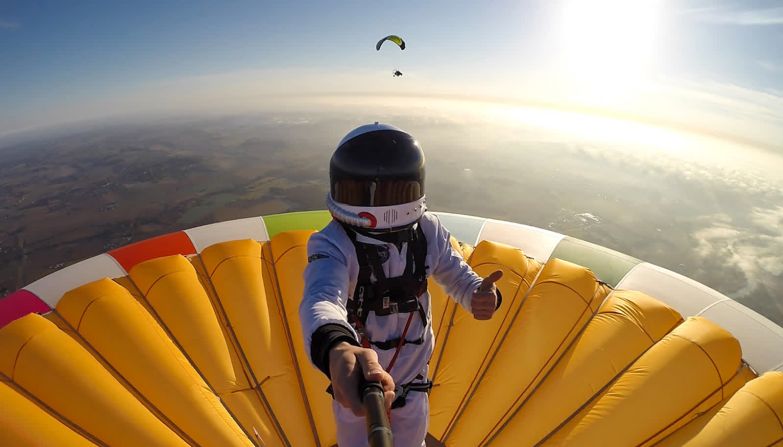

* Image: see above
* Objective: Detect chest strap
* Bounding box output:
[365,300,427,350]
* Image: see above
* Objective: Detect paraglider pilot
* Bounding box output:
[393,70,403,77]
[300,123,502,446]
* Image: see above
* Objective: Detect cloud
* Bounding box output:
[688,6,783,26]
[0,19,19,29]
[692,207,783,297]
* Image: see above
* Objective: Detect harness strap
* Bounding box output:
[385,312,414,373]
[352,318,371,349]
[391,374,434,409]
[370,336,425,351]
[341,222,428,325]
[340,222,431,388]
[324,376,434,410]
[363,300,428,350]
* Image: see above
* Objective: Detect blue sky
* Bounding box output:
[1,0,783,145]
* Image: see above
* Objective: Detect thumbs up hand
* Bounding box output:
[471,270,503,320]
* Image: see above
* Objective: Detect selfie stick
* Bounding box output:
[361,378,393,447]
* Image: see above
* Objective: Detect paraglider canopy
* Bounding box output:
[376,35,405,51]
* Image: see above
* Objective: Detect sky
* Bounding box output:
[0,1,782,320]
[1,0,783,149]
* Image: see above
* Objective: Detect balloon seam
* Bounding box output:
[442,260,538,441]
[194,253,288,446]
[263,243,322,446]
[52,309,200,445]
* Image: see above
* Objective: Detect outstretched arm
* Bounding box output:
[300,231,356,374]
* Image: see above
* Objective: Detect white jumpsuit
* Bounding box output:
[300,212,483,447]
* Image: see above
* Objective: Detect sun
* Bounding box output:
[557,0,664,103]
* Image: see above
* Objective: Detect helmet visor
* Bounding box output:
[332,179,423,207]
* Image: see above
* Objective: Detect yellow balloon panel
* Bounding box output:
[0,314,188,447]
[654,369,755,447]
[56,278,252,447]
[269,230,337,446]
[129,255,284,445]
[429,241,542,439]
[129,255,250,393]
[0,380,97,447]
[444,257,609,446]
[113,275,150,310]
[201,238,316,447]
[429,239,473,396]
[542,317,742,447]
[190,255,288,447]
[658,371,782,446]
[428,280,454,370]
[429,236,468,353]
[488,290,683,447]
[650,365,756,446]
[221,389,288,447]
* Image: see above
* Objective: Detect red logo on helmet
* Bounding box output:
[358,212,377,228]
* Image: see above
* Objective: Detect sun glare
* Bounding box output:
[558,0,663,104]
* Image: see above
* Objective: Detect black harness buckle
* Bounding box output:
[392,378,434,409]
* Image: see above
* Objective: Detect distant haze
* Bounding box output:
[1,99,781,325]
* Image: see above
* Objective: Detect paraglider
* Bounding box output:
[375,35,405,51]
[376,35,405,78]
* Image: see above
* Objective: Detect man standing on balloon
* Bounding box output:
[300,123,502,446]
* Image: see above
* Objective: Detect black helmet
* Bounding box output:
[328,123,426,229]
